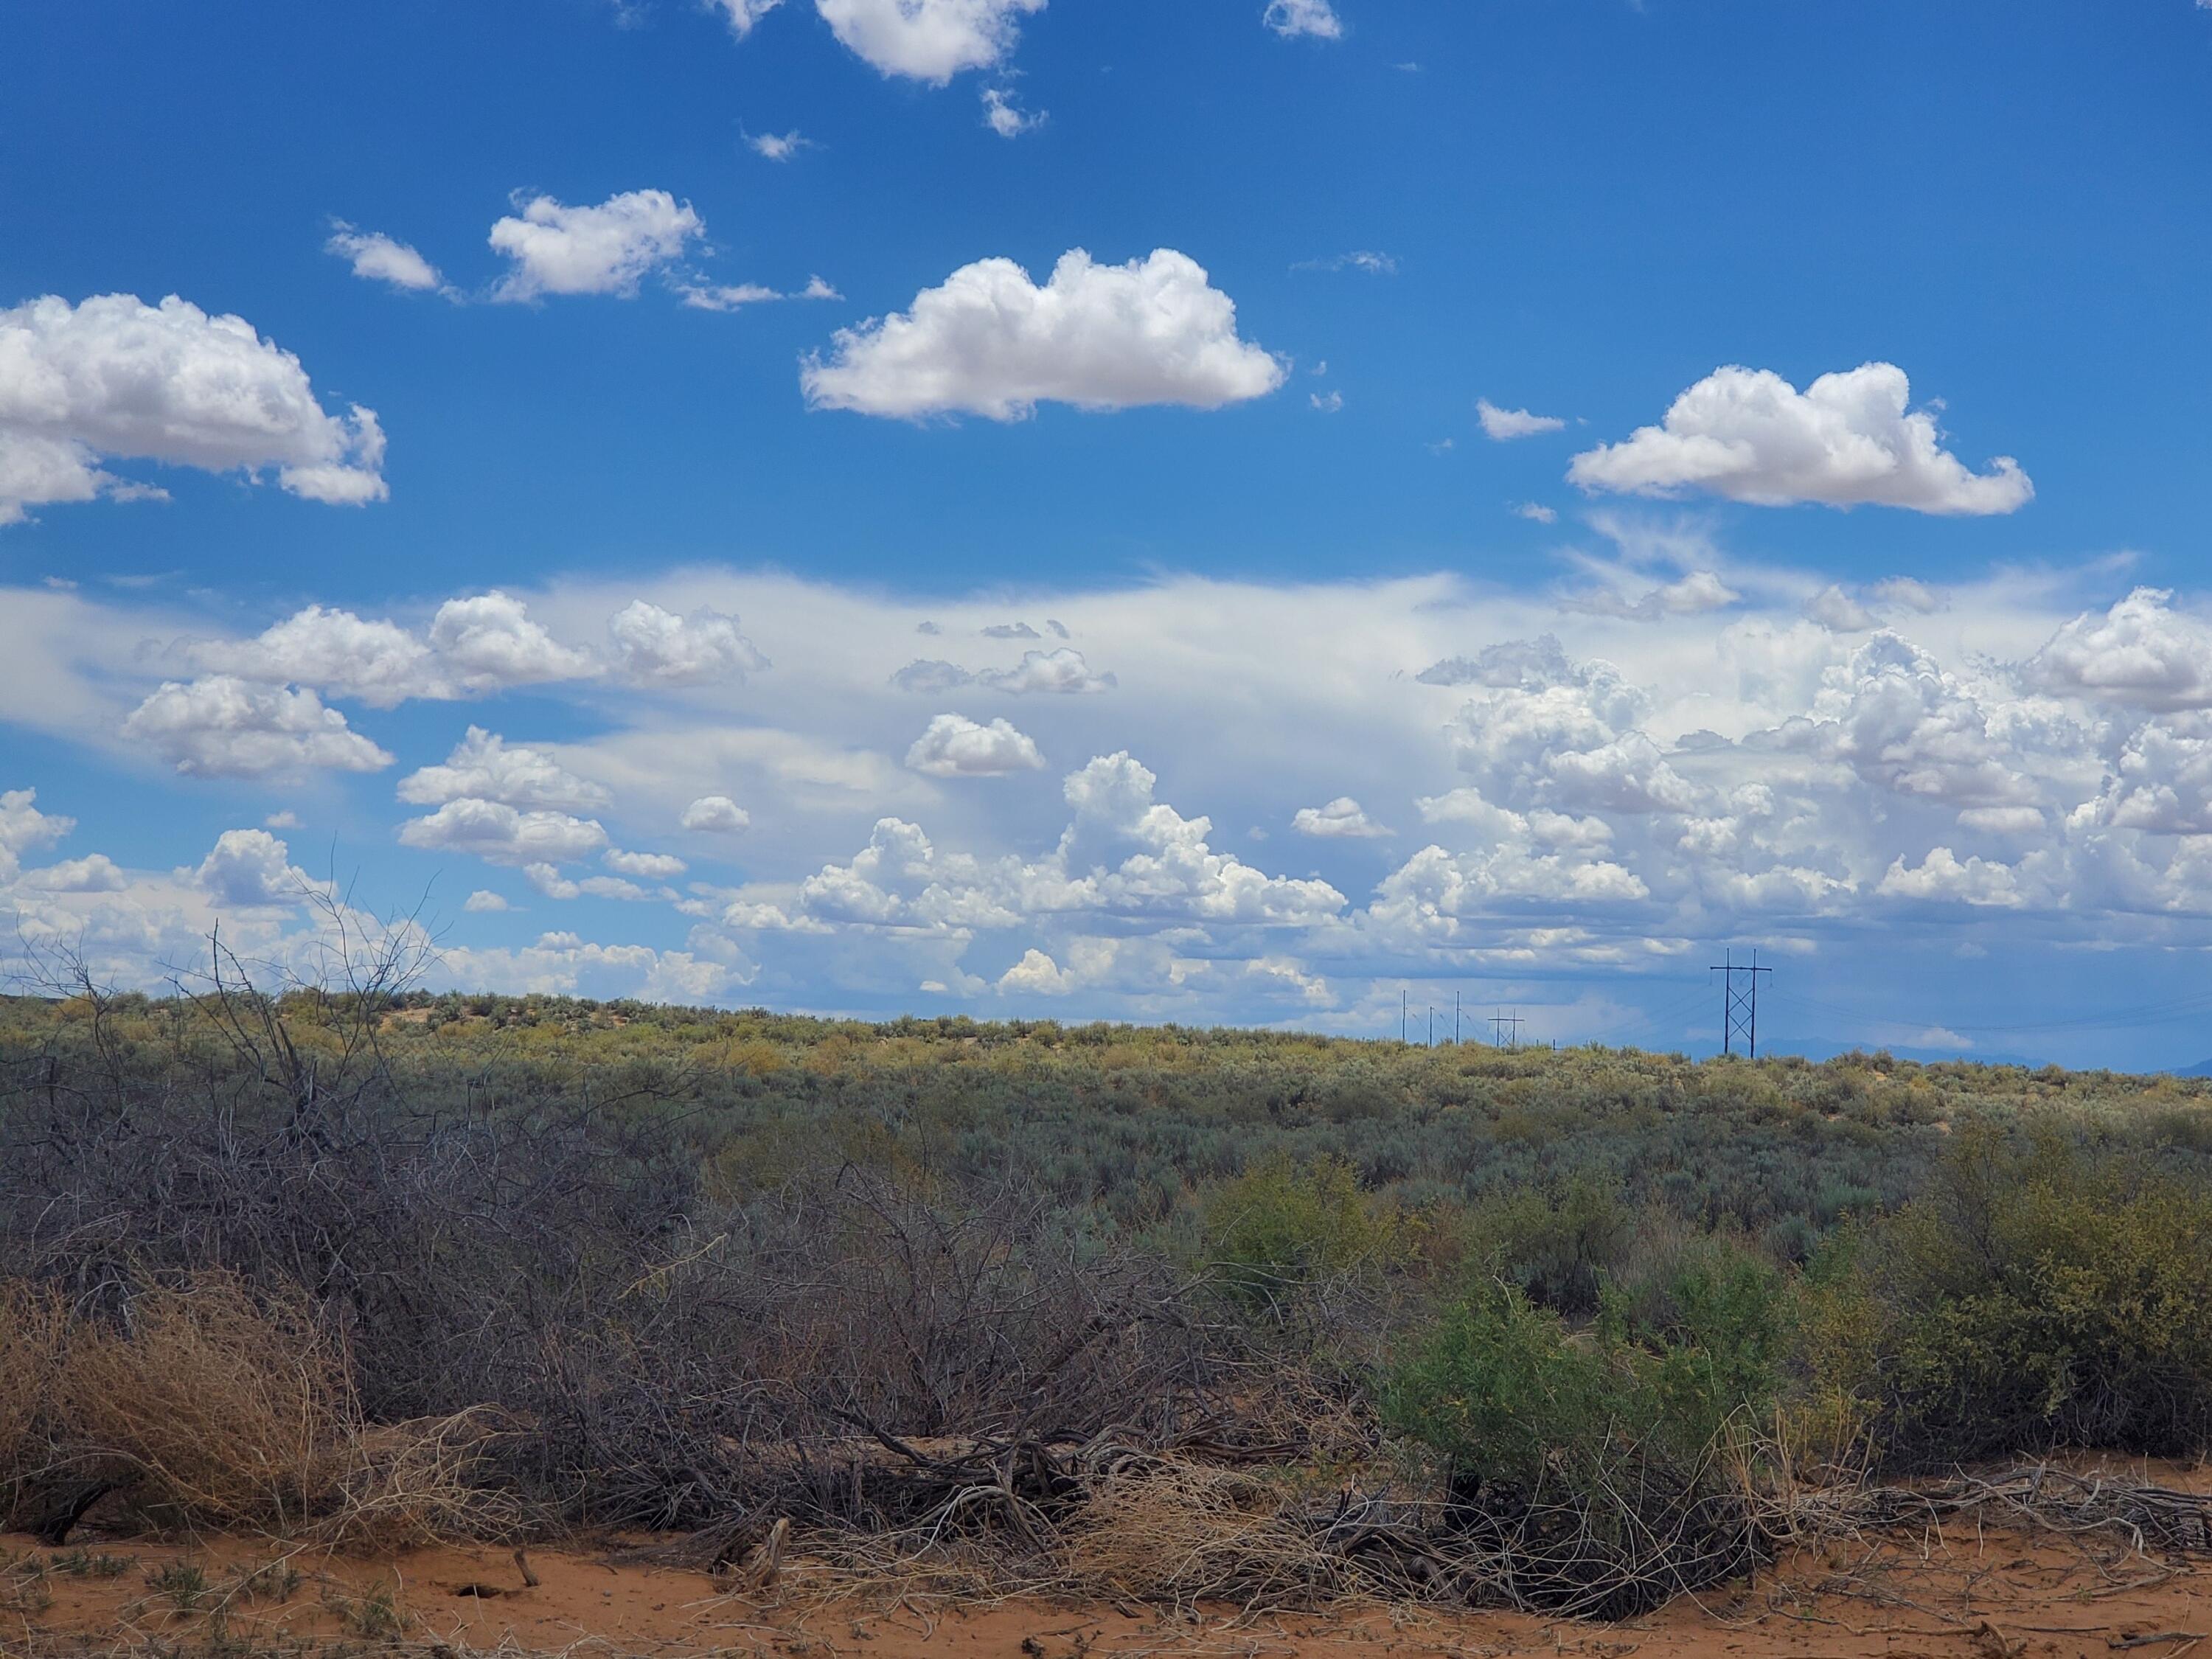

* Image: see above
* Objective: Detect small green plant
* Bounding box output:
[145,1559,210,1613]
[2,1555,54,1615]
[51,1548,137,1578]
[325,1582,404,1641]
[236,1559,302,1603]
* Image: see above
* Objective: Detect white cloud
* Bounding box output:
[605,848,686,879]
[0,293,387,523]
[397,727,611,813]
[1263,0,1343,39]
[905,712,1046,776]
[121,678,393,777]
[196,592,597,706]
[464,889,511,913]
[195,828,305,908]
[981,647,1115,694]
[998,946,1074,994]
[21,853,128,893]
[1292,796,1392,838]
[397,799,610,866]
[801,248,1284,420]
[609,601,767,684]
[1877,846,2025,908]
[2025,588,2212,712]
[1570,569,1739,621]
[747,128,810,160]
[981,85,1044,136]
[525,863,653,902]
[679,276,841,311]
[1310,390,1344,414]
[1513,501,1557,524]
[0,789,73,881]
[324,223,444,293]
[1568,362,2032,515]
[713,0,785,35]
[264,810,302,830]
[488,190,704,301]
[1294,251,1394,275]
[1804,584,1877,632]
[814,0,1045,82]
[681,795,752,835]
[1477,397,1566,440]
[428,591,599,687]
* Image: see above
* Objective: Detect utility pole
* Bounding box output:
[1708,947,1773,1057]
[1400,989,1407,1044]
[1489,1009,1524,1049]
[1455,990,1461,1046]
[1428,1006,1435,1046]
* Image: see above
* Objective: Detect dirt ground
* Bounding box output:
[7,1463,2208,1659]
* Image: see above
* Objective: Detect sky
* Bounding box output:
[5,1,2212,1067]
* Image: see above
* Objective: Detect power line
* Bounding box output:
[1489,1009,1525,1049]
[1708,947,1773,1057]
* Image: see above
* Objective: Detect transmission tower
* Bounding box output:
[1708,947,1773,1057]
[1489,1009,1525,1050]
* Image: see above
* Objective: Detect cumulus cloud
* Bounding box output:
[1513,501,1558,524]
[1804,585,1877,632]
[1877,846,2025,908]
[0,788,72,881]
[2025,588,2212,712]
[1477,398,1566,440]
[121,678,393,777]
[605,848,686,879]
[324,223,444,292]
[998,947,1073,994]
[397,727,611,813]
[1569,569,1739,621]
[194,828,305,908]
[815,0,1045,82]
[464,889,511,913]
[905,713,1046,776]
[21,853,128,893]
[609,601,767,684]
[981,647,1116,694]
[893,660,975,694]
[801,248,1284,420]
[196,593,598,706]
[428,591,599,687]
[1264,0,1343,39]
[488,190,704,301]
[680,796,752,835]
[397,799,609,866]
[1292,796,1392,838]
[0,293,388,523]
[1568,363,2032,515]
[525,863,653,902]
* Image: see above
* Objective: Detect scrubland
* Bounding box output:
[4,978,2211,1656]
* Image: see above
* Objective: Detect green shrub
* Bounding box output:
[1380,1256,1783,1615]
[1201,1155,1403,1308]
[1452,1178,1631,1318]
[1834,1126,2212,1464]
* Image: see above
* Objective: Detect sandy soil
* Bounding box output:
[7,1469,2208,1659]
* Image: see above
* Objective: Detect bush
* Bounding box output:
[1453,1178,1630,1318]
[1827,1127,2212,1465]
[1202,1155,1404,1311]
[1380,1253,1784,1615]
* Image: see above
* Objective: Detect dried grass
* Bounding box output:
[56,1274,344,1531]
[0,1277,69,1489]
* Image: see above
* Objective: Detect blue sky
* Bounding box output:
[5,1,2212,1065]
